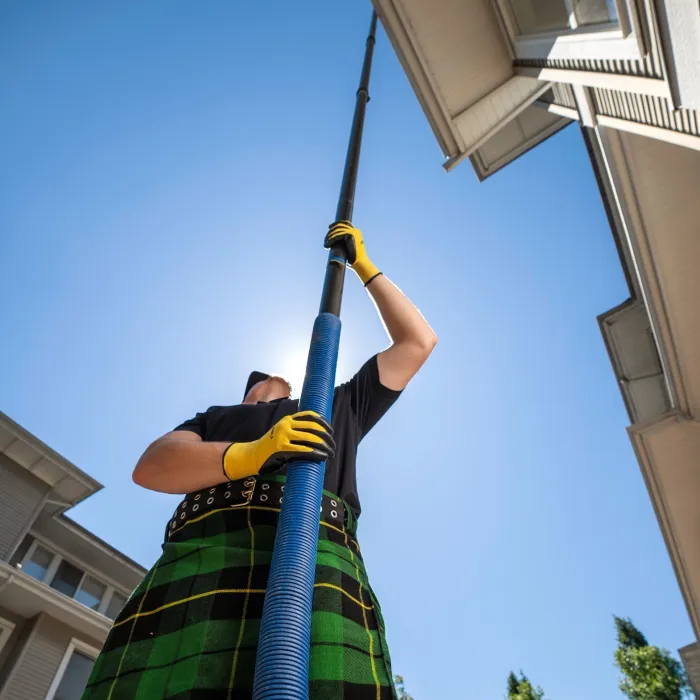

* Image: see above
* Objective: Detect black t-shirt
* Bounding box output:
[173,354,401,516]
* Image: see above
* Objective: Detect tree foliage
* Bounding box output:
[394,675,415,700]
[613,616,691,700]
[506,671,546,700]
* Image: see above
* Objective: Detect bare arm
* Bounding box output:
[367,274,437,391]
[133,431,231,494]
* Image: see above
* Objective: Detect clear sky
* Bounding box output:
[1,2,692,699]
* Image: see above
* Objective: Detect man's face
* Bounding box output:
[243,375,292,404]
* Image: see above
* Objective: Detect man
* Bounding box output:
[82,222,437,699]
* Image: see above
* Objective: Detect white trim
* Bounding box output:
[45,637,100,700]
[515,28,642,61]
[97,584,115,616]
[593,125,688,411]
[533,100,580,121]
[372,0,463,158]
[469,116,571,180]
[19,538,58,583]
[597,114,700,153]
[628,412,700,639]
[0,615,16,656]
[572,84,597,127]
[515,65,673,99]
[653,0,700,109]
[444,78,554,171]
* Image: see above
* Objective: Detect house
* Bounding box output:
[371,0,700,693]
[0,411,146,700]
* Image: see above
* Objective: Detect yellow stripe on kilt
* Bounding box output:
[112,581,375,629]
[313,582,373,610]
[112,589,267,628]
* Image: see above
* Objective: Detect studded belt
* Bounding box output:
[167,475,347,540]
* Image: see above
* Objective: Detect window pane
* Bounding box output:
[105,592,127,620]
[509,0,570,35]
[22,545,53,581]
[10,535,33,568]
[50,561,84,598]
[75,576,106,610]
[573,0,618,26]
[53,650,94,700]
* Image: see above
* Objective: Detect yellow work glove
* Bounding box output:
[324,221,382,286]
[222,411,336,481]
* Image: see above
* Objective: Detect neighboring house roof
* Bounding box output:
[0,411,101,511]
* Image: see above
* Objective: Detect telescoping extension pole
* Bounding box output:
[253,11,378,700]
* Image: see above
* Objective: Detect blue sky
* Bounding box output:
[1,2,692,698]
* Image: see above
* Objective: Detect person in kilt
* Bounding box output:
[82,222,437,699]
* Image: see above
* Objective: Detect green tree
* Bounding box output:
[614,616,691,700]
[394,675,415,700]
[506,671,546,700]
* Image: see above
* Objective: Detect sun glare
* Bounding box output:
[270,336,354,399]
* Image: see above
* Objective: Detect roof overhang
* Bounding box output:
[373,0,571,177]
[0,412,102,510]
[0,563,111,642]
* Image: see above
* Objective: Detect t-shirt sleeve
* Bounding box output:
[172,411,208,438]
[338,354,403,441]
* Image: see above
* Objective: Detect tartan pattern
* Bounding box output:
[82,481,396,699]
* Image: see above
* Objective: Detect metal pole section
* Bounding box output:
[320,10,378,317]
[253,12,378,700]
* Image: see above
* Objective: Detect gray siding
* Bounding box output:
[592,88,700,135]
[0,456,48,561]
[0,615,99,700]
[680,642,700,698]
[0,609,27,693]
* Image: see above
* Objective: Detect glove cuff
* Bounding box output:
[352,256,380,286]
[222,441,258,481]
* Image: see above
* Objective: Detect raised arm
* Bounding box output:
[325,222,437,391]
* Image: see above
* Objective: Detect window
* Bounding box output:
[17,538,110,613]
[105,591,127,621]
[21,543,54,582]
[509,0,617,35]
[9,534,32,568]
[510,0,570,34]
[75,576,107,611]
[50,560,84,598]
[52,651,94,700]
[496,0,640,61]
[46,640,99,700]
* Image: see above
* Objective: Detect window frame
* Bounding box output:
[492,0,645,61]
[44,638,100,700]
[19,539,58,583]
[17,537,129,618]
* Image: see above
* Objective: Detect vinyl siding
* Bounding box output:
[538,83,577,109]
[0,616,98,700]
[0,456,48,561]
[592,88,700,135]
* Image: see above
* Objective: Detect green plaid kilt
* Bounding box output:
[82,478,396,699]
